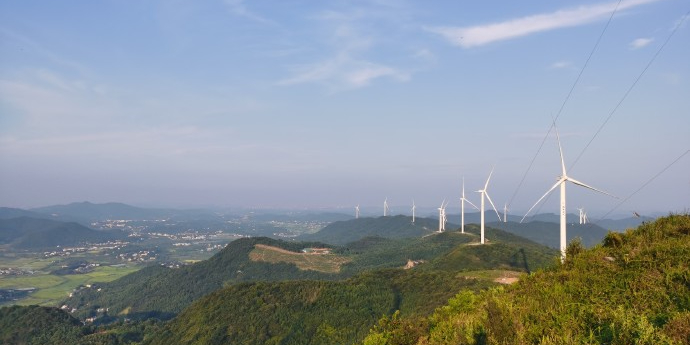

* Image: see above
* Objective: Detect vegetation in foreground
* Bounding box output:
[361,214,690,345]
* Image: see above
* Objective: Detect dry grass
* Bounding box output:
[249,244,351,273]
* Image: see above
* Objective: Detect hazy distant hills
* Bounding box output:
[300,215,440,245]
[28,202,190,223]
[486,221,610,249]
[0,207,50,220]
[0,217,126,249]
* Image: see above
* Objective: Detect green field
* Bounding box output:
[1,264,139,306]
[249,244,351,273]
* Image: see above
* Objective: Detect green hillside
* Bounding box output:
[0,305,85,344]
[62,237,337,320]
[61,214,557,323]
[143,269,492,345]
[0,217,125,250]
[360,214,690,345]
[301,215,440,245]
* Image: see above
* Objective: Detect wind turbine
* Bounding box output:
[578,207,585,224]
[355,205,360,219]
[460,177,478,234]
[437,200,447,232]
[522,125,616,261]
[503,203,509,223]
[411,199,416,223]
[476,168,502,244]
[383,198,390,217]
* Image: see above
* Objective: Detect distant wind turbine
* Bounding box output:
[522,124,616,261]
[578,207,587,224]
[384,198,390,217]
[476,168,502,244]
[503,203,508,223]
[355,205,360,219]
[460,177,478,234]
[437,200,447,233]
[411,199,416,223]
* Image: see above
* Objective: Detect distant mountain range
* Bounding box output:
[300,215,440,245]
[1,202,655,232]
[0,217,126,250]
[486,220,608,248]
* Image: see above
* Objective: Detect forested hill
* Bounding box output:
[1,224,558,344]
[62,225,556,323]
[0,217,125,249]
[300,215,442,245]
[361,214,690,344]
[143,269,492,345]
[62,237,337,320]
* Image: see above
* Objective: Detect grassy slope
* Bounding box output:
[361,214,690,345]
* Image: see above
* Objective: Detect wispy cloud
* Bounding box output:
[222,0,274,25]
[428,0,662,48]
[549,60,573,69]
[277,5,415,90]
[629,37,654,49]
[277,54,408,89]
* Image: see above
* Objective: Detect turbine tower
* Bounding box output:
[578,207,584,224]
[476,168,502,244]
[411,199,416,223]
[355,205,360,219]
[437,200,447,232]
[503,203,508,223]
[522,125,616,261]
[383,198,390,217]
[460,177,478,234]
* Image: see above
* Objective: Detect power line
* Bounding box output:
[569,10,690,171]
[508,0,623,209]
[595,149,689,222]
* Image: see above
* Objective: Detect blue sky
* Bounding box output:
[1,0,688,217]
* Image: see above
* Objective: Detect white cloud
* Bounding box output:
[222,0,274,25]
[276,7,411,90]
[549,60,573,69]
[629,37,654,49]
[277,54,408,89]
[428,0,662,48]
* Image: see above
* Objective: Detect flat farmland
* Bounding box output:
[0,262,139,306]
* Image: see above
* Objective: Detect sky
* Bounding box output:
[1,0,688,218]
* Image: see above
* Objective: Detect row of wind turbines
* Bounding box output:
[355,125,616,261]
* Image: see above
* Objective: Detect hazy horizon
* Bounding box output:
[1,1,688,216]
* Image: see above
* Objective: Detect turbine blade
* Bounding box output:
[484,192,502,222]
[553,121,567,177]
[484,167,494,190]
[520,178,564,223]
[566,177,618,199]
[465,199,479,210]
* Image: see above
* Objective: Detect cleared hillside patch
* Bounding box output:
[249,244,351,273]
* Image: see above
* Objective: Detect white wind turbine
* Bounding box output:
[522,125,616,261]
[476,168,502,244]
[411,199,416,223]
[578,207,584,224]
[383,198,390,217]
[355,205,360,219]
[503,203,509,223]
[437,200,447,232]
[460,177,478,234]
